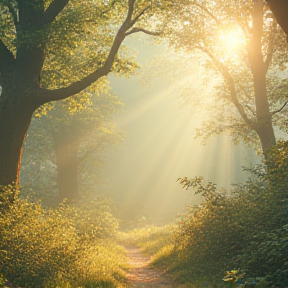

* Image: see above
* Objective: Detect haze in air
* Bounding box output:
[104,34,260,225]
[1,1,288,287]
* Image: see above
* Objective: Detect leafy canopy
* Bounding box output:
[155,0,288,151]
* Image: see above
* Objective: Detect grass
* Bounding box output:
[118,224,175,255]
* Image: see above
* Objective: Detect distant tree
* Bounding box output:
[160,0,288,156]
[0,0,163,193]
[21,81,123,203]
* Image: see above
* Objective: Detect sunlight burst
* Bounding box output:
[219,29,245,50]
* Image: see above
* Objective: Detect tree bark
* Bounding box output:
[0,101,33,187]
[53,125,80,202]
[249,0,276,155]
[252,70,276,153]
[0,43,44,190]
[267,0,288,37]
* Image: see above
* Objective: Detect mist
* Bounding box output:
[103,35,260,226]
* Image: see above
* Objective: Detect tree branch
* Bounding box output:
[196,44,255,129]
[130,5,150,26]
[37,0,143,106]
[127,0,136,22]
[193,3,220,25]
[267,0,288,36]
[264,18,277,72]
[125,27,161,36]
[271,99,288,115]
[245,104,257,116]
[42,0,69,25]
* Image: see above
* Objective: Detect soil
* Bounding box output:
[124,246,186,288]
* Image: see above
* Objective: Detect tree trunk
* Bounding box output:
[267,0,288,36]
[253,71,276,154]
[255,123,276,154]
[53,125,80,202]
[0,32,45,191]
[249,0,276,155]
[0,101,33,189]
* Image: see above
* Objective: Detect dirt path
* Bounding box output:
[124,246,178,288]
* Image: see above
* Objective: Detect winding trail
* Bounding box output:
[124,246,179,288]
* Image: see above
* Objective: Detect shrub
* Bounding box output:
[0,194,80,287]
[0,187,127,288]
[239,225,288,287]
[60,198,119,240]
[157,150,288,286]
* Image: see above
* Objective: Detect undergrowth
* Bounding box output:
[115,142,288,288]
[2,141,288,287]
[0,186,129,288]
[145,142,288,287]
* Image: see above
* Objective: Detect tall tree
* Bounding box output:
[0,0,162,190]
[160,0,288,156]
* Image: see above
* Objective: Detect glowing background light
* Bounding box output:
[217,28,246,59]
[104,35,260,225]
[220,31,241,49]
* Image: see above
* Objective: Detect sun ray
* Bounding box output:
[104,38,260,225]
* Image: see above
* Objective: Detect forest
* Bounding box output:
[0,0,288,287]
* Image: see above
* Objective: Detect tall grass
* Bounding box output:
[119,225,175,255]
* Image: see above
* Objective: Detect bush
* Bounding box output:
[0,187,127,288]
[60,198,119,240]
[239,225,288,287]
[164,177,266,283]
[0,196,79,287]
[155,144,288,286]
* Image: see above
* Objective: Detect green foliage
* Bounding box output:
[150,141,288,287]
[0,186,127,288]
[266,140,288,196]
[0,274,5,287]
[0,183,19,210]
[239,225,288,287]
[62,199,119,240]
[223,270,268,288]
[155,0,288,153]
